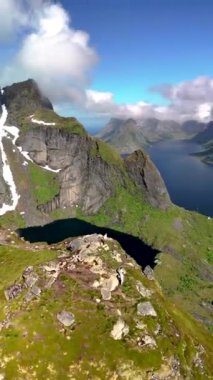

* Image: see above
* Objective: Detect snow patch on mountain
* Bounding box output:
[4,125,61,172]
[31,117,56,126]
[0,90,20,215]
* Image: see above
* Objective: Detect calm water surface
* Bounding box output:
[148,140,213,217]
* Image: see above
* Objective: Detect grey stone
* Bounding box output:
[24,272,39,288]
[31,285,41,297]
[57,311,75,327]
[101,288,111,301]
[143,266,155,281]
[136,281,153,298]
[4,284,23,301]
[137,301,157,317]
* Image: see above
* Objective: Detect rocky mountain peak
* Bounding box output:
[1,78,53,124]
[125,150,171,210]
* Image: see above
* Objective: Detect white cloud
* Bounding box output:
[85,77,213,122]
[0,0,48,41]
[0,2,98,104]
[0,0,27,41]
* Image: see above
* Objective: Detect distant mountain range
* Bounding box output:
[96,117,207,155]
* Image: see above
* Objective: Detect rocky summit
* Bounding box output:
[0,233,212,379]
[0,79,212,379]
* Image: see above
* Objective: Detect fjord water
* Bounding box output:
[148,140,213,217]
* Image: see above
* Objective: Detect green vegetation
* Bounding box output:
[0,239,212,379]
[0,211,26,229]
[19,108,87,137]
[76,188,213,330]
[28,162,60,205]
[0,246,56,297]
[91,138,125,168]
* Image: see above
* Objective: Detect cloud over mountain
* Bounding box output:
[0,1,98,104]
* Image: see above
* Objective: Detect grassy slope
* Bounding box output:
[1,109,212,335]
[0,239,212,379]
[28,162,60,205]
[76,186,213,330]
[19,108,87,137]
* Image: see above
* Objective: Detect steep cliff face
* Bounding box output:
[18,126,125,214]
[0,156,8,205]
[0,79,172,219]
[125,150,171,210]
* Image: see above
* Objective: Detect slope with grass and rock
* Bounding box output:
[0,79,212,378]
[0,232,212,379]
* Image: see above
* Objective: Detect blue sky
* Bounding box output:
[1,0,213,129]
[66,0,213,104]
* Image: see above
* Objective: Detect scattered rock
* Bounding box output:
[103,244,110,251]
[101,274,119,292]
[92,280,100,288]
[135,321,147,330]
[137,302,157,317]
[25,285,41,302]
[84,256,104,274]
[116,267,126,285]
[31,285,41,297]
[4,284,23,301]
[57,311,75,327]
[24,272,39,288]
[101,288,111,301]
[136,281,153,298]
[111,250,122,263]
[154,323,161,335]
[193,345,205,373]
[137,334,157,348]
[43,261,60,288]
[143,266,155,280]
[43,261,60,274]
[110,319,129,340]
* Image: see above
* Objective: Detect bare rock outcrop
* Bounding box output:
[125,150,171,210]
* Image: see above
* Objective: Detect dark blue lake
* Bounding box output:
[148,140,213,217]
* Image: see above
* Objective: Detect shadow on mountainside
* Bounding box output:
[17,218,160,269]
